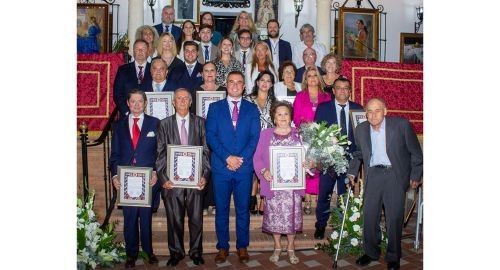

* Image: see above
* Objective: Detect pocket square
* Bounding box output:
[147,131,155,137]
[196,72,202,77]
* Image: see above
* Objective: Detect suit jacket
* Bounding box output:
[206,98,261,176]
[169,61,203,90]
[347,116,423,191]
[154,23,182,43]
[155,113,211,186]
[294,65,326,83]
[197,43,219,64]
[109,114,160,176]
[263,38,293,67]
[113,62,153,116]
[314,100,363,153]
[234,48,253,66]
[139,81,177,92]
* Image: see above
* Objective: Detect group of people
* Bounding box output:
[109,5,423,270]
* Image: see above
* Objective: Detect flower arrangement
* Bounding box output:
[77,191,126,270]
[316,180,388,256]
[300,121,350,175]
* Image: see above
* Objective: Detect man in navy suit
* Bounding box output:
[110,89,160,268]
[169,41,203,91]
[141,58,177,93]
[206,71,261,264]
[154,5,182,43]
[313,77,363,240]
[113,39,153,117]
[263,19,292,67]
[347,98,422,270]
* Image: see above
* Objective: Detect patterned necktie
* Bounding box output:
[180,119,188,145]
[132,117,140,149]
[155,83,161,92]
[242,50,247,65]
[187,64,194,76]
[204,45,210,62]
[165,24,169,33]
[138,66,144,84]
[339,104,347,136]
[231,101,239,129]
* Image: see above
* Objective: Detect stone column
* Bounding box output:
[128,0,144,56]
[316,0,332,52]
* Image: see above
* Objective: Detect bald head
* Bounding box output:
[366,98,387,131]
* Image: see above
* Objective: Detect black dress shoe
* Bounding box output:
[125,256,136,268]
[387,261,400,270]
[191,256,205,265]
[356,254,374,266]
[167,258,180,266]
[147,253,158,264]
[314,227,325,239]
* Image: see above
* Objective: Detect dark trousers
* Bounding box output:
[363,167,405,263]
[315,172,346,229]
[123,206,153,257]
[213,172,252,250]
[202,174,214,209]
[151,181,162,211]
[163,187,204,259]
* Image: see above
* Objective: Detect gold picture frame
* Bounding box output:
[338,8,379,61]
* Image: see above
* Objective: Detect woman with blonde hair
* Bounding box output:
[321,53,343,98]
[135,25,159,61]
[229,11,259,50]
[244,41,278,93]
[156,32,184,75]
[293,66,331,214]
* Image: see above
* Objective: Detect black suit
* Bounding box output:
[156,113,211,259]
[348,116,423,263]
[113,62,152,116]
[263,38,293,67]
[168,62,203,91]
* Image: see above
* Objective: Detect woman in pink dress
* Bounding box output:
[292,66,331,214]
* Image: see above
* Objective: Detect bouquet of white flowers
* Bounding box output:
[77,191,126,270]
[299,121,350,175]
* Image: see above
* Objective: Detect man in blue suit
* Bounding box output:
[110,89,160,268]
[263,19,292,67]
[169,41,203,91]
[113,39,153,117]
[154,6,182,43]
[206,71,261,264]
[313,76,363,240]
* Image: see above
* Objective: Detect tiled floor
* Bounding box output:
[99,237,422,269]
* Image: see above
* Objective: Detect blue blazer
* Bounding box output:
[154,23,182,43]
[294,65,325,83]
[168,61,203,90]
[206,99,261,176]
[314,100,364,153]
[109,114,160,176]
[263,38,293,67]
[113,62,153,116]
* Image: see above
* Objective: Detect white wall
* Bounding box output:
[93,0,423,62]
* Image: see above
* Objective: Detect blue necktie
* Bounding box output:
[165,24,169,33]
[204,45,210,62]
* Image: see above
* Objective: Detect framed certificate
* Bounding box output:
[145,92,175,120]
[117,166,153,207]
[276,96,295,104]
[166,145,203,188]
[350,109,367,131]
[269,146,305,190]
[196,91,226,118]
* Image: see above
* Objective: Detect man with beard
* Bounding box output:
[263,19,292,67]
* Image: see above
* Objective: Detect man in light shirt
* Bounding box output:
[263,19,292,67]
[292,23,327,68]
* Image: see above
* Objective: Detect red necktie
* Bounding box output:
[138,66,144,83]
[132,117,140,149]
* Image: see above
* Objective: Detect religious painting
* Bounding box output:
[202,0,250,8]
[173,0,200,24]
[254,0,278,29]
[338,8,379,61]
[400,33,423,64]
[77,4,109,53]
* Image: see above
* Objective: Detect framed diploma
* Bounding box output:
[269,146,305,190]
[196,91,226,118]
[349,109,367,132]
[117,166,153,207]
[276,96,295,104]
[145,92,175,120]
[166,145,203,188]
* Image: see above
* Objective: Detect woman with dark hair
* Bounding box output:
[200,11,223,45]
[275,61,302,97]
[177,20,199,61]
[253,100,305,264]
[213,37,244,87]
[348,19,368,57]
[245,70,277,215]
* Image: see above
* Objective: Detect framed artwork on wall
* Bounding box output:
[400,33,423,64]
[338,8,379,61]
[77,4,109,53]
[174,0,200,24]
